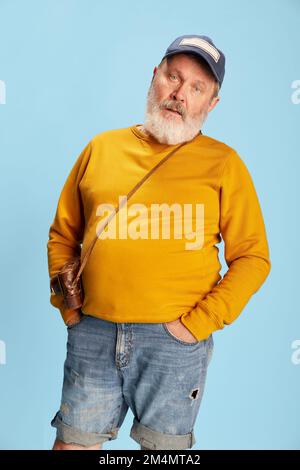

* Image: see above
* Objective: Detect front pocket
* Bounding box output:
[162,322,199,346]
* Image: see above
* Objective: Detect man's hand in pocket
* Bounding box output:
[164,318,198,343]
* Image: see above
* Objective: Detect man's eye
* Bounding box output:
[170,74,178,80]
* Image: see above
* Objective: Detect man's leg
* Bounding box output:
[51,315,128,451]
[52,438,102,450]
[128,324,214,450]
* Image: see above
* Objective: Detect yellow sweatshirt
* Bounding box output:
[47,124,271,341]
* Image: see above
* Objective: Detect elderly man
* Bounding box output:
[48,35,271,450]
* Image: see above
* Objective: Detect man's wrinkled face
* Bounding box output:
[143,53,220,145]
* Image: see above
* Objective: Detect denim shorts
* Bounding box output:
[51,312,214,450]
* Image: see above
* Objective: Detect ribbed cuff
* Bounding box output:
[180,306,222,341]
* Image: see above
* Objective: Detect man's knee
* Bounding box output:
[52,438,102,450]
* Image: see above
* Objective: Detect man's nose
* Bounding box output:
[170,83,187,103]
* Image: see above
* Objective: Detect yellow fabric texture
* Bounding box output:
[47,124,271,341]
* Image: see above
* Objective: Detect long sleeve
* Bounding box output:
[180,150,271,341]
[47,140,93,324]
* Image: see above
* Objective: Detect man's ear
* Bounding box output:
[151,66,158,84]
[208,95,220,113]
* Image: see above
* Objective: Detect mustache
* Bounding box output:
[159,101,185,118]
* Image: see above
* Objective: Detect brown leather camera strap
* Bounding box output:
[72,136,197,287]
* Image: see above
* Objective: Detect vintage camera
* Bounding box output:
[50,257,83,310]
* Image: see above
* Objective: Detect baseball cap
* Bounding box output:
[160,34,225,88]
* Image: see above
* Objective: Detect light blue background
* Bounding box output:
[0,0,299,450]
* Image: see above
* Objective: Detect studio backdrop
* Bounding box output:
[0,0,299,450]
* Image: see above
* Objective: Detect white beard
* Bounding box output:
[143,80,209,145]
